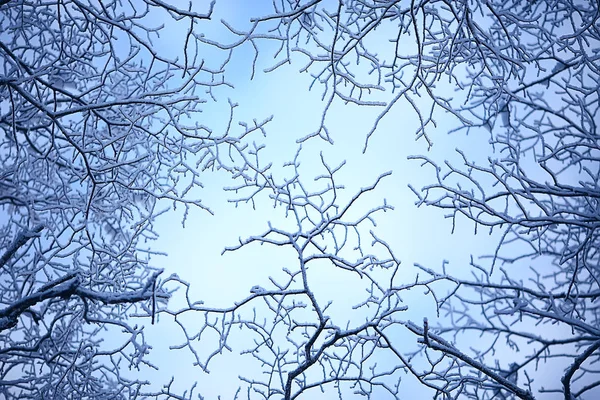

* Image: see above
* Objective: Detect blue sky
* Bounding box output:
[1,1,595,398]
[128,2,519,397]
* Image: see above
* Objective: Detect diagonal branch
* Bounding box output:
[0,225,43,270]
[405,321,536,400]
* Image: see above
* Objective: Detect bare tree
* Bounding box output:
[0,1,268,398]
[407,123,599,399]
[177,0,598,399]
[2,0,598,399]
[159,149,455,399]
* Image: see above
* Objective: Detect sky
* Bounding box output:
[0,0,588,398]
[127,1,521,398]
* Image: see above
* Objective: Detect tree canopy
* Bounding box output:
[0,0,598,399]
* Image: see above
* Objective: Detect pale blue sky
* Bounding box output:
[131,2,516,398]
[0,1,592,399]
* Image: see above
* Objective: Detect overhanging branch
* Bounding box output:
[0,270,166,332]
[0,225,43,270]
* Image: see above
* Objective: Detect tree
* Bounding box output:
[171,0,596,399]
[0,1,268,398]
[2,0,598,399]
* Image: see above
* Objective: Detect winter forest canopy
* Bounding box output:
[0,0,599,399]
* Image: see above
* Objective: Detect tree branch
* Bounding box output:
[0,225,43,270]
[0,270,165,332]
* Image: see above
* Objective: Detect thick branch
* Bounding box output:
[561,340,600,400]
[0,270,164,332]
[405,321,535,400]
[0,225,43,270]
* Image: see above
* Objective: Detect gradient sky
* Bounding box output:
[72,1,577,398]
[1,1,591,399]
[125,3,507,398]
